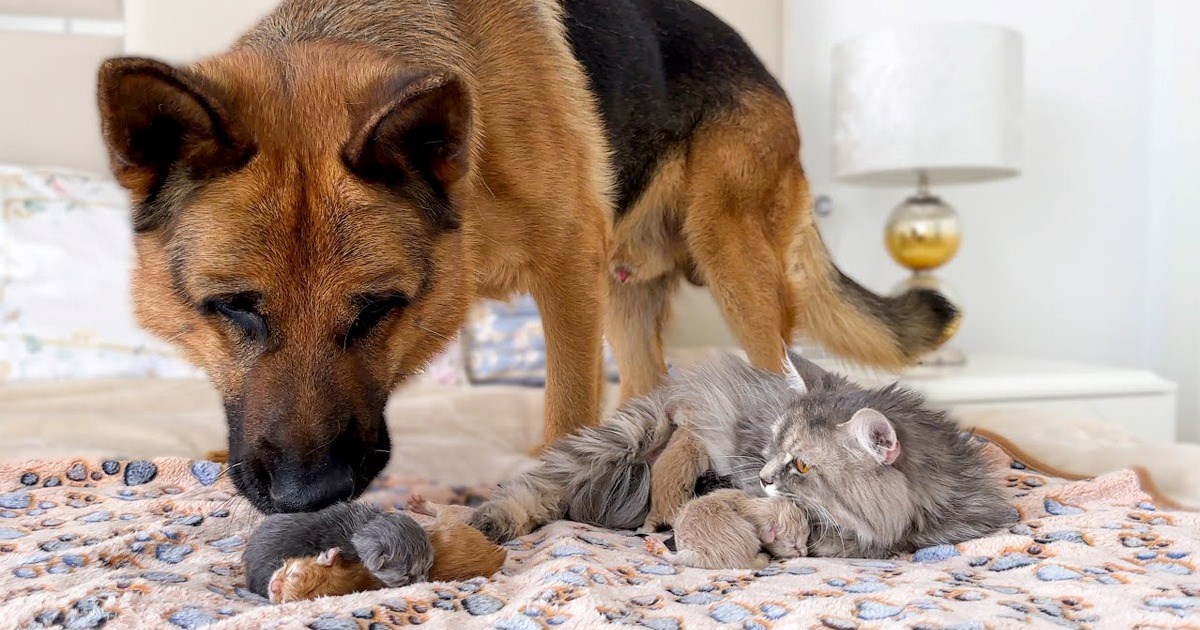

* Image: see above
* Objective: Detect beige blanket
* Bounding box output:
[2,442,1199,628]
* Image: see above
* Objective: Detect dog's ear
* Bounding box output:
[97,57,254,230]
[343,70,473,230]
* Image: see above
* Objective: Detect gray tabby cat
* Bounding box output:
[469,350,1016,558]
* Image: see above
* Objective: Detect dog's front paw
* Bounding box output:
[351,513,434,588]
[468,501,531,543]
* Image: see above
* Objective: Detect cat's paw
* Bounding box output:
[351,513,434,588]
[468,501,531,543]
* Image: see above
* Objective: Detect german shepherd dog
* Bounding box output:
[96,0,956,514]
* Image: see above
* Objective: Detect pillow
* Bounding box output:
[463,294,621,386]
[0,165,200,382]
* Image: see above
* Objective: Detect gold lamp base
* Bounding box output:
[885,172,966,367]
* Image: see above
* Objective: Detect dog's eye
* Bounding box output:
[348,293,410,341]
[202,293,268,341]
[793,459,810,474]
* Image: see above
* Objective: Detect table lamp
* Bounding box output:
[832,23,1023,365]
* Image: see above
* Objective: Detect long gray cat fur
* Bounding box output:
[469,351,1016,558]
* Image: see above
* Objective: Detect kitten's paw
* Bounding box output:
[352,513,434,588]
[406,494,435,517]
[642,537,667,557]
[468,501,532,543]
[752,553,772,569]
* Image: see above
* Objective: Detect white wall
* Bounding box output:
[1147,0,1200,441]
[785,0,1158,369]
[785,0,1200,439]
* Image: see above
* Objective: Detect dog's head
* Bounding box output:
[96,45,477,513]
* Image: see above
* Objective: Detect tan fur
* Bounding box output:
[654,489,808,570]
[609,89,955,404]
[642,425,709,532]
[407,495,508,582]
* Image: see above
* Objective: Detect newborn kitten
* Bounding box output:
[471,350,1016,558]
[268,547,383,603]
[406,495,509,582]
[655,489,808,569]
[244,503,433,599]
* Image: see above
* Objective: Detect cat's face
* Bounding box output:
[758,356,911,534]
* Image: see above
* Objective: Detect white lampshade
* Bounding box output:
[832,23,1023,186]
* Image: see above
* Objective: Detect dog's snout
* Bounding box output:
[268,462,356,513]
[231,418,391,514]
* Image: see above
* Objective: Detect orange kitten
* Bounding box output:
[268,547,383,603]
[407,495,508,582]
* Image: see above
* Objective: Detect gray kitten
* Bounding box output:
[244,502,434,597]
[470,351,1016,558]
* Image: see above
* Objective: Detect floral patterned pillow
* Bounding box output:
[463,294,621,386]
[0,165,202,382]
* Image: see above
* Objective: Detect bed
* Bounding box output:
[2,1,1199,627]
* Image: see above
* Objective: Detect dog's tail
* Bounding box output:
[786,183,960,368]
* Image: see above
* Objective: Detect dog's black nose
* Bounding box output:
[268,464,357,513]
[228,415,391,514]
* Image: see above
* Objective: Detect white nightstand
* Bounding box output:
[826,354,1179,444]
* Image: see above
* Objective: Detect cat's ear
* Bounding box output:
[781,347,808,396]
[842,408,901,465]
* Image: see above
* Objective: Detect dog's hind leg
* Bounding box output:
[677,94,803,374]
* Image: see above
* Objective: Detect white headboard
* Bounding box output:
[0,0,779,180]
[0,1,122,172]
[0,0,277,173]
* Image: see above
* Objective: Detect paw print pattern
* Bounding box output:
[1,437,1198,628]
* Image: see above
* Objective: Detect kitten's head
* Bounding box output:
[268,548,380,603]
[757,355,913,543]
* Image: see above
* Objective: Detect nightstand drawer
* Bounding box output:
[823,354,1179,444]
[948,395,1177,444]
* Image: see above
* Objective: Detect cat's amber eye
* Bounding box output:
[793,459,810,474]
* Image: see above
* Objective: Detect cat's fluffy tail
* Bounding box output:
[785,177,960,367]
[558,393,673,530]
[470,393,672,542]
